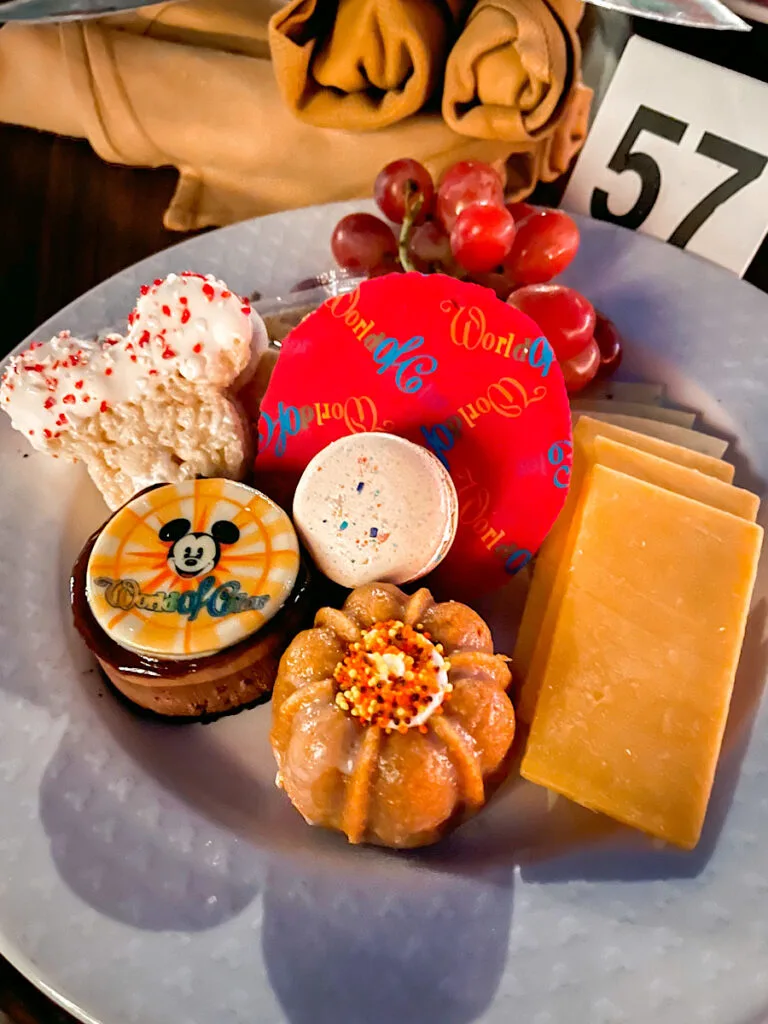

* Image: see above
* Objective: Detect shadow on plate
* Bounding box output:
[54,593,768,906]
[29,460,768,927]
[262,857,514,1024]
[37,711,262,932]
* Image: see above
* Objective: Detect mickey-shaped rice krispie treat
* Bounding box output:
[1,272,268,509]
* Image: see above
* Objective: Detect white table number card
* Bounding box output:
[562,36,768,276]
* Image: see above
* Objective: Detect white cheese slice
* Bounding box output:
[571,412,728,458]
[570,400,697,428]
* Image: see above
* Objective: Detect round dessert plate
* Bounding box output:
[1,203,768,1024]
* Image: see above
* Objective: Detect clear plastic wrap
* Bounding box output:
[238,271,365,421]
[254,270,365,346]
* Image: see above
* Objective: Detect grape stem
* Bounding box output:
[397,182,424,273]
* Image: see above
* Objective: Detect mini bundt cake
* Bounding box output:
[270,583,516,848]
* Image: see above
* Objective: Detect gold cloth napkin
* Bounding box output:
[443,0,584,142]
[268,0,468,131]
[0,0,589,231]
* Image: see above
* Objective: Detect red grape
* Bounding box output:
[507,284,596,363]
[408,219,453,272]
[506,201,537,224]
[450,205,516,275]
[560,338,601,393]
[331,213,398,274]
[593,312,624,379]
[468,271,515,300]
[503,209,580,286]
[436,161,505,231]
[374,159,434,225]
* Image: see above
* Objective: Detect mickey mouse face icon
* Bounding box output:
[159,518,241,579]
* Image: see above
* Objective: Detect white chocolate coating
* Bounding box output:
[127,272,265,388]
[0,272,265,509]
[0,272,267,455]
[86,478,299,659]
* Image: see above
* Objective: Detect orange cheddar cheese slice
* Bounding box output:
[515,416,742,722]
[592,436,759,521]
[520,464,762,849]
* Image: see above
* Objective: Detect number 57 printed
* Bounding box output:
[563,38,768,276]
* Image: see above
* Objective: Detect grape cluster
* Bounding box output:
[330,158,623,393]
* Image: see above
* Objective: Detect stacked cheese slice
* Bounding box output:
[570,379,728,457]
[516,415,763,849]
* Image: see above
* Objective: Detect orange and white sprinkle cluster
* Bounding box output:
[333,620,452,734]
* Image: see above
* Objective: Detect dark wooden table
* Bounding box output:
[1,13,768,1024]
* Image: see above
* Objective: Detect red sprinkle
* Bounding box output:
[130,355,137,362]
[127,311,137,326]
[62,394,76,405]
[28,430,34,436]
[241,307,250,316]
[180,308,191,324]
[57,414,67,425]
[221,290,231,299]
[44,397,55,410]
[161,305,171,317]
[105,367,113,376]
[140,284,150,296]
[43,429,52,439]
[179,296,188,305]
[100,401,109,413]
[162,348,176,360]
[193,343,202,354]
[149,369,158,376]
[74,380,84,389]
[154,278,163,286]
[138,330,150,347]
[202,283,215,301]
[83,395,91,402]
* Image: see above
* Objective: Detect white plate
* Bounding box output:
[2,202,768,1024]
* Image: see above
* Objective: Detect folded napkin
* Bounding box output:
[0,0,589,231]
[443,0,584,142]
[269,0,468,131]
[0,1,512,231]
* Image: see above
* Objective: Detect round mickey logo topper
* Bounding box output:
[160,517,240,579]
[86,479,300,660]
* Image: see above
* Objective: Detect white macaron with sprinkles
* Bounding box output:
[293,432,458,589]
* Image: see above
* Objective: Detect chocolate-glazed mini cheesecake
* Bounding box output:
[71,479,314,719]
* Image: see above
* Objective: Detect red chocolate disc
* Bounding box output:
[255,272,572,594]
